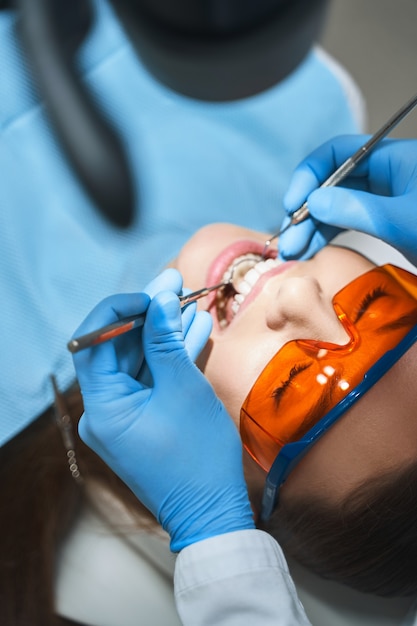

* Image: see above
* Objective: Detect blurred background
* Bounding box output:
[321,0,417,138]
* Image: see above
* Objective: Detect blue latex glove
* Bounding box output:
[82,269,210,384]
[278,136,417,266]
[72,269,255,552]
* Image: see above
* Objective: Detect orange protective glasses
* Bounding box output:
[240,264,417,474]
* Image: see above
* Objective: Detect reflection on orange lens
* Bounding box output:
[240,265,417,472]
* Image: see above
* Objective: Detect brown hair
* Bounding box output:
[264,462,417,597]
[2,385,417,624]
[0,385,155,626]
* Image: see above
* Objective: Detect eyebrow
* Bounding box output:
[271,312,417,421]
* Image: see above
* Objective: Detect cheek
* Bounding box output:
[201,337,280,427]
[203,350,250,425]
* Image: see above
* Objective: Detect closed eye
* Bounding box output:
[353,286,389,323]
[273,362,312,407]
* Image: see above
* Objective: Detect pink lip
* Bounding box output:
[206,239,275,286]
[205,239,297,329]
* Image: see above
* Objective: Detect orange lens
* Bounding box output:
[240,265,417,472]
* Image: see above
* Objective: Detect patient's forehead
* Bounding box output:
[280,342,417,504]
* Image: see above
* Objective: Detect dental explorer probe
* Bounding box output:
[67,285,222,353]
[68,255,257,353]
[68,276,244,353]
[262,90,417,255]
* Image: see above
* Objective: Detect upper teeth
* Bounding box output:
[221,256,283,316]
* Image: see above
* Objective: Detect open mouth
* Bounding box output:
[214,252,284,328]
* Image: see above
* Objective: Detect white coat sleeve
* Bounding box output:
[174,529,312,626]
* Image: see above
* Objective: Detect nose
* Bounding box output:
[265,276,350,345]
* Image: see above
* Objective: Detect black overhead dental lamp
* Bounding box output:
[13,0,329,228]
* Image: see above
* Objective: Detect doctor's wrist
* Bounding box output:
[168,496,256,553]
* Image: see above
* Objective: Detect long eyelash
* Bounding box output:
[354,285,389,322]
[273,362,311,405]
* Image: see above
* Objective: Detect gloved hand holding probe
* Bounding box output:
[72,269,255,552]
[279,136,417,266]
